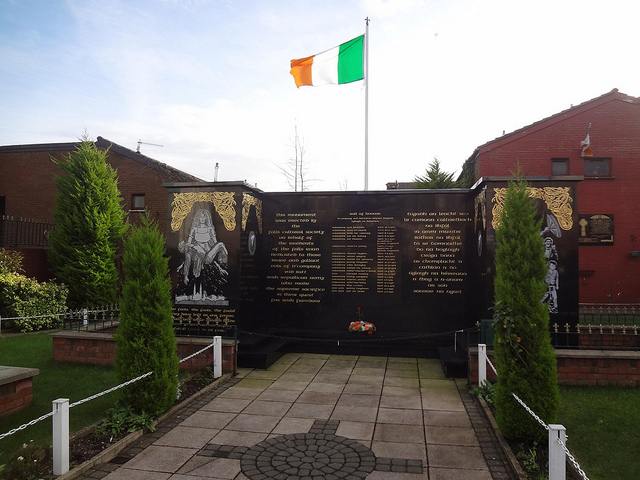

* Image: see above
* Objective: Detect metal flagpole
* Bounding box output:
[364,17,370,191]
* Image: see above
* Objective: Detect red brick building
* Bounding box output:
[0,136,203,280]
[465,89,640,304]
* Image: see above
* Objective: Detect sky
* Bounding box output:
[1,0,639,192]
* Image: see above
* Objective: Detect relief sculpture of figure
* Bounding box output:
[543,237,558,263]
[541,260,559,314]
[540,216,560,314]
[176,208,229,303]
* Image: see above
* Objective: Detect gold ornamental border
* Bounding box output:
[491,186,573,230]
[242,194,263,233]
[171,192,237,232]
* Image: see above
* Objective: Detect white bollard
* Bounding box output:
[213,336,222,378]
[52,398,70,476]
[548,424,567,480]
[478,344,487,386]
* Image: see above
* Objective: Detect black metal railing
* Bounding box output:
[62,305,119,332]
[579,304,640,326]
[0,215,55,248]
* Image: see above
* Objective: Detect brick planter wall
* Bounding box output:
[578,325,640,349]
[468,347,640,387]
[51,331,236,373]
[0,366,39,418]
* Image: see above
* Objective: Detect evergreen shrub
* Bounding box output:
[114,214,178,416]
[48,139,127,307]
[492,173,559,442]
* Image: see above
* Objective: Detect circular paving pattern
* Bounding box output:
[240,433,376,480]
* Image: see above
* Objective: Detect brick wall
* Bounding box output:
[468,346,640,387]
[578,325,640,349]
[51,332,236,373]
[0,140,203,280]
[0,148,181,242]
[555,350,639,387]
[0,368,38,418]
[474,92,640,303]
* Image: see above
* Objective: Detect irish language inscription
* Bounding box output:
[406,210,470,295]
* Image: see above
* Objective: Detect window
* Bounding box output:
[551,158,568,176]
[132,194,145,211]
[584,158,611,177]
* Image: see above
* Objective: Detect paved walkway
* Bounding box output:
[78,353,515,480]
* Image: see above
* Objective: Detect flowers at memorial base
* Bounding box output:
[348,320,376,334]
[349,307,376,334]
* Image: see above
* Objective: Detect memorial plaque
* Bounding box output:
[260,191,474,335]
[578,214,614,245]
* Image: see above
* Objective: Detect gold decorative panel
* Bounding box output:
[171,192,237,232]
[491,186,573,230]
[242,194,263,233]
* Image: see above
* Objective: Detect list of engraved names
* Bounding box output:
[331,212,399,294]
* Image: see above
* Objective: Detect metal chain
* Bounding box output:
[486,355,498,375]
[179,343,214,363]
[557,437,590,480]
[238,327,479,344]
[485,355,590,479]
[1,341,213,440]
[0,312,67,321]
[71,343,213,408]
[0,306,118,322]
[69,371,153,408]
[0,411,55,441]
[510,393,550,431]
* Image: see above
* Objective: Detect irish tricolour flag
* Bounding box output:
[290,35,364,88]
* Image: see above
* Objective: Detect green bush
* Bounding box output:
[0,441,47,480]
[493,172,559,442]
[48,138,128,308]
[472,380,496,406]
[0,272,68,332]
[0,248,24,275]
[114,214,178,416]
[94,403,155,443]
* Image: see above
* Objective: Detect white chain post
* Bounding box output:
[548,424,566,480]
[213,336,222,378]
[478,344,487,386]
[52,398,70,476]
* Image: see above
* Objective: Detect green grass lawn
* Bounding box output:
[558,385,640,480]
[0,331,119,463]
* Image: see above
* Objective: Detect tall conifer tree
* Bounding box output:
[48,139,127,307]
[415,158,458,189]
[493,172,559,441]
[115,214,178,415]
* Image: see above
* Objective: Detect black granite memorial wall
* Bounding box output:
[163,177,580,349]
